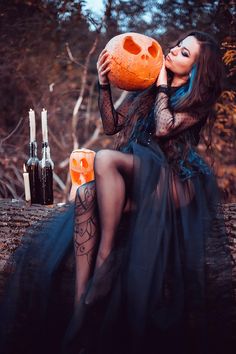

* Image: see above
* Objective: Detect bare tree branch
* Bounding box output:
[65,43,86,69]
[0,117,24,149]
[71,35,100,150]
[53,172,66,191]
[85,77,97,135]
[114,90,129,109]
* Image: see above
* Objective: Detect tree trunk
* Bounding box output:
[0,199,236,301]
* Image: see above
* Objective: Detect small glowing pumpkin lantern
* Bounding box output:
[105,32,163,91]
[69,148,96,201]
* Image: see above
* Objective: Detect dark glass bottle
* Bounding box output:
[39,141,54,205]
[26,141,40,204]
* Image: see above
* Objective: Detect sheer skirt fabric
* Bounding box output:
[64,140,234,354]
[0,139,234,354]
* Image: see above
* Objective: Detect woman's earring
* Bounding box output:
[189,72,192,79]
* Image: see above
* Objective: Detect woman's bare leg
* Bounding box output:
[85,149,134,304]
[95,150,134,267]
[73,181,99,306]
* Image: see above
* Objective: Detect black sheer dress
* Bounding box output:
[73,82,234,354]
[0,83,235,354]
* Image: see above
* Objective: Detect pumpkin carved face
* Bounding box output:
[69,148,96,200]
[105,32,163,91]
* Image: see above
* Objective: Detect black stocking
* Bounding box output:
[63,185,98,354]
[85,149,134,305]
[73,180,99,307]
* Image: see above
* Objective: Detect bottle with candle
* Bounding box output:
[39,109,54,205]
[26,109,41,204]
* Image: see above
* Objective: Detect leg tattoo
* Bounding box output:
[74,181,99,306]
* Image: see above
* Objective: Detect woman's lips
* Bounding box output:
[166,54,172,62]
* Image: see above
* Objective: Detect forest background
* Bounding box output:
[0,0,235,203]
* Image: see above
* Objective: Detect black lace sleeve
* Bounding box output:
[98,83,138,135]
[154,85,200,137]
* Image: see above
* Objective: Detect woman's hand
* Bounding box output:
[97,49,111,85]
[156,55,168,87]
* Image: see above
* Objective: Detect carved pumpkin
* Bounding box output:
[69,148,96,201]
[105,32,163,91]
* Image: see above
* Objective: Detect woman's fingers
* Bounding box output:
[97,49,112,84]
[97,54,111,70]
[101,66,111,76]
[97,49,110,66]
[156,55,167,86]
[98,62,111,78]
[98,53,109,67]
[163,54,167,68]
[98,48,108,61]
[97,53,112,75]
[98,58,111,71]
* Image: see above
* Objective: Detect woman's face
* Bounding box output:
[165,36,200,76]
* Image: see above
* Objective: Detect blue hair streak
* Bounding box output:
[170,64,197,109]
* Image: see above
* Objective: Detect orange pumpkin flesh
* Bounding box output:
[69,148,96,200]
[105,32,163,91]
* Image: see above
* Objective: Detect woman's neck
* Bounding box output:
[171,74,189,87]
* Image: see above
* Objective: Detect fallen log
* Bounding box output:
[0,199,73,299]
[0,199,236,302]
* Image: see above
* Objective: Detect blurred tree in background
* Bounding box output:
[0,0,235,202]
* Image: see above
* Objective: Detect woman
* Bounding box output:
[0,31,234,354]
[71,31,234,354]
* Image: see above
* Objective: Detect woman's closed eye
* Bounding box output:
[177,42,190,57]
[181,51,189,57]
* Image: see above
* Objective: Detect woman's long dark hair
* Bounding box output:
[115,30,224,150]
[169,30,223,114]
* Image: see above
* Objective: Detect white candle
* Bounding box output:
[29,109,36,142]
[41,108,48,142]
[23,164,31,202]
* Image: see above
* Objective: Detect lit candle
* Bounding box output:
[23,164,31,202]
[41,108,48,142]
[29,109,36,142]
